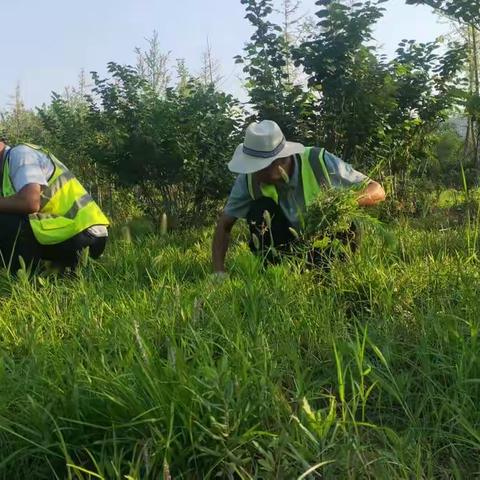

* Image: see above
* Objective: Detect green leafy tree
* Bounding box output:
[386,38,467,175]
[86,62,244,225]
[293,0,465,179]
[37,89,97,180]
[0,83,46,145]
[406,0,480,169]
[235,0,310,140]
[135,30,171,97]
[295,0,393,160]
[405,0,479,27]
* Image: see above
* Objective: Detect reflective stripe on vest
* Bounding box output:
[2,144,110,245]
[246,147,331,206]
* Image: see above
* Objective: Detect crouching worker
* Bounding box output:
[212,120,386,274]
[0,140,110,273]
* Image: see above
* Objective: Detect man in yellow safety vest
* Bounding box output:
[212,120,386,275]
[0,138,110,272]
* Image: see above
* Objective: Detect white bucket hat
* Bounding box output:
[228,120,304,174]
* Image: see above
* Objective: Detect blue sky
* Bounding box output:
[0,0,450,109]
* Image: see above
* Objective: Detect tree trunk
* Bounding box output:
[471,25,480,169]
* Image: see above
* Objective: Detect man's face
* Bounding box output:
[256,156,291,184]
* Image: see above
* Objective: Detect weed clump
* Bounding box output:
[303,188,360,246]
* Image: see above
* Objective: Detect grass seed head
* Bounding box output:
[278,165,290,184]
[160,213,168,236]
[263,210,272,229]
[251,233,260,250]
[289,227,300,239]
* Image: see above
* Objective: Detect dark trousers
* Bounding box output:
[246,198,359,267]
[0,213,107,272]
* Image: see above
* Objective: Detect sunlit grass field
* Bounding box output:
[1,204,480,478]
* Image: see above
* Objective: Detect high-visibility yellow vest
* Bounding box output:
[1,144,110,245]
[247,147,332,206]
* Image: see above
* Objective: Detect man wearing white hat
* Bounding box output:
[212,120,385,274]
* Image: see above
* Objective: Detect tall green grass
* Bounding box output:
[0,213,479,478]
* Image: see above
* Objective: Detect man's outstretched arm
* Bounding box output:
[357,181,385,207]
[212,214,237,273]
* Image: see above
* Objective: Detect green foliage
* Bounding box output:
[428,125,465,184]
[296,0,391,157]
[1,210,480,477]
[85,62,244,224]
[19,62,244,227]
[295,0,466,173]
[0,107,47,146]
[392,39,467,123]
[405,0,480,27]
[0,4,478,475]
[239,0,467,178]
[299,187,386,258]
[37,91,99,179]
[303,188,361,240]
[466,93,480,120]
[0,0,473,220]
[236,0,311,140]
[406,0,480,170]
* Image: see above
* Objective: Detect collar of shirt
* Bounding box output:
[1,146,10,160]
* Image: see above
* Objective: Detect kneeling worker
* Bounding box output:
[0,139,109,272]
[212,120,386,274]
